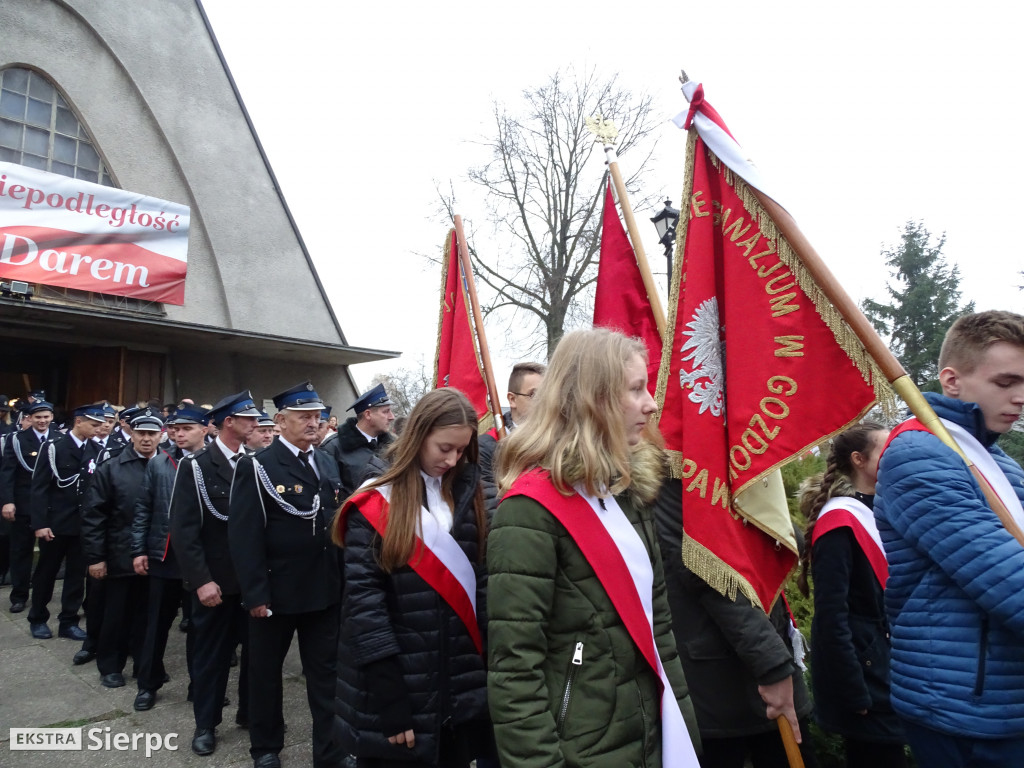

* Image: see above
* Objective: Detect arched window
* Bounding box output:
[0,66,115,186]
[0,66,162,315]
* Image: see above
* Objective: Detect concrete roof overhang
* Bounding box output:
[0,298,399,365]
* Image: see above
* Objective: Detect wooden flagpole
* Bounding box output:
[453,215,506,439]
[586,117,667,339]
[679,73,1022,767]
[749,188,1024,547]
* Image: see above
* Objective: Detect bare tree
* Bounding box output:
[451,68,661,356]
[370,362,432,418]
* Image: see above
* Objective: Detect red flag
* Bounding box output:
[434,229,490,422]
[657,84,888,611]
[594,180,662,393]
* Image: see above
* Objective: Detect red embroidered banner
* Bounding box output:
[594,180,661,394]
[433,229,489,421]
[658,93,879,611]
[0,161,189,304]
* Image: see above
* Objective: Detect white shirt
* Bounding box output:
[277,435,320,481]
[215,436,244,469]
[420,470,454,532]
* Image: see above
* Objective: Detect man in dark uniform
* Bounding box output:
[230,381,343,768]
[245,411,276,452]
[81,409,162,687]
[131,404,208,710]
[109,406,138,452]
[27,403,103,639]
[0,400,54,613]
[171,391,259,757]
[92,403,118,452]
[324,383,394,498]
[0,397,14,586]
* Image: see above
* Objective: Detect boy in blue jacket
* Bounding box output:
[876,310,1024,768]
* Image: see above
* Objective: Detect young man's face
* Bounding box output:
[940,341,1024,434]
[30,410,53,432]
[508,372,544,423]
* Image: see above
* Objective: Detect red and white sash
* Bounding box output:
[340,486,481,653]
[506,469,700,768]
[886,418,1024,531]
[812,496,888,587]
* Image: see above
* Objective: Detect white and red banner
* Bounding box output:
[0,161,190,304]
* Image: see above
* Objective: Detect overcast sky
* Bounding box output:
[201,1,1023,395]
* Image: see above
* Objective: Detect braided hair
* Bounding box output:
[796,421,886,596]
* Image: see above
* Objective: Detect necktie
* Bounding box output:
[39,432,46,445]
[298,450,312,466]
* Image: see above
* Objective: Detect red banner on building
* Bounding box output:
[0,161,190,304]
[594,180,662,394]
[433,229,490,422]
[658,85,887,611]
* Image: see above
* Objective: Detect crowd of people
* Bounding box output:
[3,309,1024,768]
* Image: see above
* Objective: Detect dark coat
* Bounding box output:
[654,477,811,739]
[810,509,903,744]
[324,417,393,497]
[334,463,491,763]
[170,445,240,594]
[228,439,341,613]
[131,447,183,561]
[30,432,100,535]
[81,447,150,576]
[477,427,500,516]
[0,428,51,515]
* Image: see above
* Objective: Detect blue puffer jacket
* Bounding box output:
[876,392,1024,738]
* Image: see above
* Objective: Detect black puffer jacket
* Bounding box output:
[334,463,492,763]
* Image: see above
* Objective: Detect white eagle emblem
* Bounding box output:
[679,297,725,417]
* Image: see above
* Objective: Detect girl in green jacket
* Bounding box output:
[487,328,702,768]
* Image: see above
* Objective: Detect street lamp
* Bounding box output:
[650,199,679,285]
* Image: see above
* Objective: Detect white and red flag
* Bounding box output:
[658,82,891,611]
[594,179,662,395]
[0,161,189,304]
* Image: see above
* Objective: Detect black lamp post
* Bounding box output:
[650,199,680,286]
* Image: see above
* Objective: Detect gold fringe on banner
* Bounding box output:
[655,129,697,416]
[707,151,898,420]
[431,229,456,390]
[682,533,778,612]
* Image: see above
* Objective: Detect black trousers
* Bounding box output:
[844,736,908,768]
[137,575,192,691]
[248,604,340,767]
[190,593,247,730]
[698,718,819,768]
[0,531,9,582]
[97,575,147,675]
[8,514,35,604]
[28,533,85,626]
[83,575,104,653]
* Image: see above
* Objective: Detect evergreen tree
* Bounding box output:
[862,221,975,390]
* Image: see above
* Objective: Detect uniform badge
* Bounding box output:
[306,383,314,391]
[29,451,37,457]
[293,484,303,493]
[275,485,286,494]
